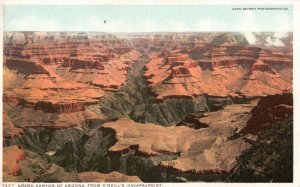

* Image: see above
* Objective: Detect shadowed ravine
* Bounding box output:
[94,52,232,126]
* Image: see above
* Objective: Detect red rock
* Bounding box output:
[70,59,105,70]
[251,60,275,74]
[184,60,198,68]
[171,66,192,77]
[6,58,49,75]
[114,47,132,55]
[198,60,213,70]
[164,54,189,65]
[3,32,142,133]
[9,163,22,176]
[145,45,291,100]
[34,101,86,113]
[4,146,26,178]
[3,96,21,105]
[79,171,142,182]
[241,93,293,134]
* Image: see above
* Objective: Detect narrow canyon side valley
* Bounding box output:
[3,31,293,182]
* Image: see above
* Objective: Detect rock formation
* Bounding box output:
[3,31,293,183]
[102,101,256,174]
[79,171,142,182]
[144,43,292,100]
[3,32,141,131]
[241,93,293,134]
[3,146,26,180]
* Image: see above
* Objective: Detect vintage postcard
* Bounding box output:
[1,0,297,185]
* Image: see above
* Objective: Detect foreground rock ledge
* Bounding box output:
[79,171,142,182]
[102,102,256,174]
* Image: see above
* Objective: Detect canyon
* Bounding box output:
[3,32,293,182]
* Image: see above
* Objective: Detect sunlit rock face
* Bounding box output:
[144,34,292,101]
[3,32,141,130]
[101,101,256,174]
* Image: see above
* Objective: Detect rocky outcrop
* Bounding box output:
[70,59,105,70]
[102,103,255,175]
[198,60,213,70]
[3,146,26,179]
[114,47,132,55]
[5,104,104,130]
[3,96,21,105]
[3,145,81,182]
[6,58,49,75]
[176,112,208,129]
[33,101,86,113]
[241,93,293,134]
[3,113,24,139]
[12,97,99,114]
[170,66,192,77]
[197,45,260,71]
[164,53,189,65]
[228,118,293,182]
[260,49,292,68]
[58,50,140,91]
[251,60,275,74]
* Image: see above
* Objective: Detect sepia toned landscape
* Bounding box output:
[3,31,293,182]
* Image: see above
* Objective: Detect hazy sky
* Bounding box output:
[3,5,293,32]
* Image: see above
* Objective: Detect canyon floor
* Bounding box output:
[3,32,293,182]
